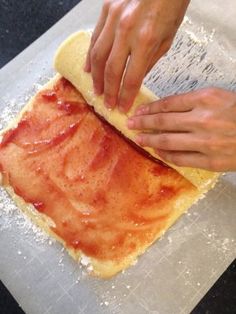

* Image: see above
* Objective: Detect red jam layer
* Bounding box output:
[0,78,195,261]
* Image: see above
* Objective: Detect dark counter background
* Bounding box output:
[0,0,235,313]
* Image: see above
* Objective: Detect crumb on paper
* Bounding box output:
[33,83,43,91]
[182,16,192,26]
[80,255,91,266]
[75,276,81,284]
[0,187,50,244]
[87,264,93,272]
[131,259,137,266]
[80,254,94,273]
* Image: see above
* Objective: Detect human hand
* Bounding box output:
[127,88,236,171]
[85,0,190,112]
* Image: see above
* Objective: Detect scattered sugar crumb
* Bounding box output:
[87,265,93,272]
[80,255,94,273]
[80,255,90,267]
[131,259,137,266]
[33,83,43,91]
[75,276,81,284]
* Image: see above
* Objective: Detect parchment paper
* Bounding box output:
[0,1,235,313]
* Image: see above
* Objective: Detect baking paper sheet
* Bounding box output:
[0,1,236,313]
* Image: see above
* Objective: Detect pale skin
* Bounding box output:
[85,0,236,172]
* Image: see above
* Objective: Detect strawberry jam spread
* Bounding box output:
[0,77,195,261]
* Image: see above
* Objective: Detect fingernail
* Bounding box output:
[118,101,129,113]
[127,118,135,129]
[105,96,116,109]
[135,108,143,115]
[84,63,90,73]
[135,135,143,145]
[135,106,149,115]
[118,105,127,113]
[93,85,102,96]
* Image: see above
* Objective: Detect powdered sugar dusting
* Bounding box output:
[0,75,55,244]
[0,187,50,244]
[0,98,24,130]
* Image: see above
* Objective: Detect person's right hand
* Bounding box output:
[85,0,190,112]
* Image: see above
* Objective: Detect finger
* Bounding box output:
[135,93,195,116]
[90,16,117,95]
[84,4,109,72]
[104,36,130,108]
[146,39,172,75]
[145,54,158,76]
[118,50,148,112]
[127,112,192,132]
[136,133,201,152]
[156,150,210,170]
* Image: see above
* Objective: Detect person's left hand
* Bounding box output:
[127,88,236,171]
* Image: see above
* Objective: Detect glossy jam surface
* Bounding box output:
[0,78,195,261]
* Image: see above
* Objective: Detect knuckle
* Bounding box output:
[119,15,134,34]
[206,137,227,155]
[160,99,170,112]
[171,155,184,167]
[207,141,220,154]
[208,159,223,172]
[198,88,220,103]
[197,112,212,128]
[137,117,145,128]
[206,87,220,96]
[154,114,165,129]
[139,29,156,46]
[158,134,170,149]
[199,137,209,150]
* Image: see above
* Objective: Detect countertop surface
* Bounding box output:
[0,1,235,313]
